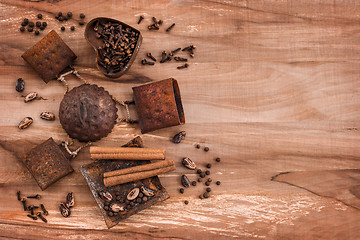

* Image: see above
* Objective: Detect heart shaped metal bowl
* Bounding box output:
[85,17,142,79]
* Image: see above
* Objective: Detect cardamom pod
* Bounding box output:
[182,157,196,170]
[181,175,190,188]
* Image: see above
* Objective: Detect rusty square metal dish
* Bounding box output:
[23,138,73,190]
[132,78,185,133]
[80,137,169,228]
[21,30,77,83]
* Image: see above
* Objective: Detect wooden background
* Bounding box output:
[0,0,360,239]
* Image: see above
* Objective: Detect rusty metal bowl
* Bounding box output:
[85,17,142,79]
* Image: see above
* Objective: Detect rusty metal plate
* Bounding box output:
[59,84,118,142]
[80,137,169,228]
[21,30,77,83]
[23,138,73,190]
[132,78,185,134]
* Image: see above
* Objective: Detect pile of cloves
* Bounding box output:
[17,191,48,223]
[98,185,157,218]
[141,45,196,69]
[59,192,75,217]
[94,20,140,74]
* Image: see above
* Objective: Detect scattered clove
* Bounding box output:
[27,214,37,220]
[17,191,21,201]
[141,59,155,65]
[146,52,157,62]
[137,15,144,24]
[27,194,41,199]
[174,57,187,62]
[37,212,48,223]
[18,117,33,130]
[177,63,188,69]
[59,202,71,217]
[40,204,48,216]
[166,23,175,32]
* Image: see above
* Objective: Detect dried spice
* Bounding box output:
[40,112,55,121]
[17,191,21,201]
[166,23,175,32]
[174,57,187,62]
[24,92,37,103]
[215,157,221,162]
[206,187,211,192]
[177,63,188,69]
[181,175,190,188]
[37,212,47,223]
[204,147,209,152]
[66,192,75,207]
[40,204,48,215]
[16,78,24,92]
[27,194,41,199]
[206,163,212,168]
[21,198,27,211]
[141,186,155,197]
[216,181,221,185]
[203,192,210,198]
[182,157,196,170]
[141,59,155,65]
[18,117,33,129]
[179,188,184,194]
[127,188,140,200]
[172,131,186,144]
[191,181,197,186]
[99,191,113,202]
[137,15,144,24]
[184,200,189,205]
[27,214,37,220]
[59,202,71,217]
[110,203,124,213]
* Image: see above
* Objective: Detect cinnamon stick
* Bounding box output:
[90,147,165,160]
[104,165,176,187]
[104,159,174,178]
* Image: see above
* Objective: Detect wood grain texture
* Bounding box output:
[0,0,360,239]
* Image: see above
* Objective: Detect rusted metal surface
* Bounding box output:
[59,84,118,142]
[84,17,142,79]
[80,137,169,229]
[132,78,185,133]
[21,30,77,83]
[23,138,73,191]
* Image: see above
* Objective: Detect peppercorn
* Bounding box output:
[205,181,210,186]
[136,198,142,203]
[215,157,221,162]
[197,178,202,182]
[196,169,202,174]
[57,12,63,17]
[80,13,85,19]
[67,12,72,18]
[200,172,206,178]
[42,22,47,27]
[58,16,64,21]
[23,18,29,24]
[37,14,42,19]
[205,170,210,175]
[216,181,221,185]
[203,192,210,198]
[70,26,75,31]
[28,22,34,27]
[34,30,40,35]
[206,163,212,168]
[204,147,209,152]
[28,27,33,32]
[206,187,211,192]
[20,26,25,32]
[36,21,41,27]
[195,144,200,149]
[179,188,184,194]
[207,178,212,182]
[63,16,68,21]
[191,181,197,186]
[184,200,189,205]
[79,20,85,26]
[21,22,27,26]
[61,26,65,31]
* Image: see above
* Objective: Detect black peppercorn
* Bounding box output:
[179,188,184,194]
[36,21,41,27]
[125,200,130,205]
[42,22,47,27]
[196,169,202,174]
[200,172,206,178]
[70,26,75,31]
[206,187,211,192]
[115,191,120,196]
[21,22,27,26]
[215,157,221,162]
[136,198,142,203]
[58,16,64,21]
[207,178,212,182]
[79,20,85,26]
[28,27,33,32]
[67,12,72,18]
[205,181,210,186]
[197,178,202,182]
[216,181,221,185]
[61,26,65,31]
[104,206,109,210]
[142,196,148,202]
[203,192,210,198]
[28,22,34,27]
[23,18,29,24]
[63,16,68,21]
[199,194,204,199]
[40,26,45,30]
[37,14,42,19]
[20,26,25,32]
[205,170,210,175]
[80,13,85,19]
[184,200,189,205]
[130,201,135,207]
[191,181,197,186]
[206,163,212,168]
[34,30,40,35]
[57,12,63,17]
[195,144,200,149]
[108,211,114,217]
[116,196,121,201]
[204,147,209,152]
[139,193,144,198]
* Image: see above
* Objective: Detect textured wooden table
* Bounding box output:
[0,0,360,239]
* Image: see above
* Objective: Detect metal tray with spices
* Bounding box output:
[80,137,169,228]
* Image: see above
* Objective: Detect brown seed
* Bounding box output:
[80,13,85,19]
[191,181,197,186]
[108,211,114,217]
[40,112,55,121]
[104,206,109,210]
[136,198,142,203]
[127,188,140,200]
[206,187,211,192]
[206,163,212,168]
[138,192,144,198]
[182,157,196,170]
[179,188,184,194]
[216,181,221,185]
[207,178,212,182]
[215,157,221,162]
[197,178,202,183]
[205,181,210,186]
[130,201,135,207]
[172,131,186,143]
[66,192,75,208]
[205,170,210,175]
[181,175,190,188]
[24,92,37,103]
[200,172,206,178]
[18,117,33,129]
[59,202,71,217]
[197,169,202,174]
[204,147,209,152]
[184,200,189,205]
[199,194,204,199]
[195,144,200,149]
[203,192,210,198]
